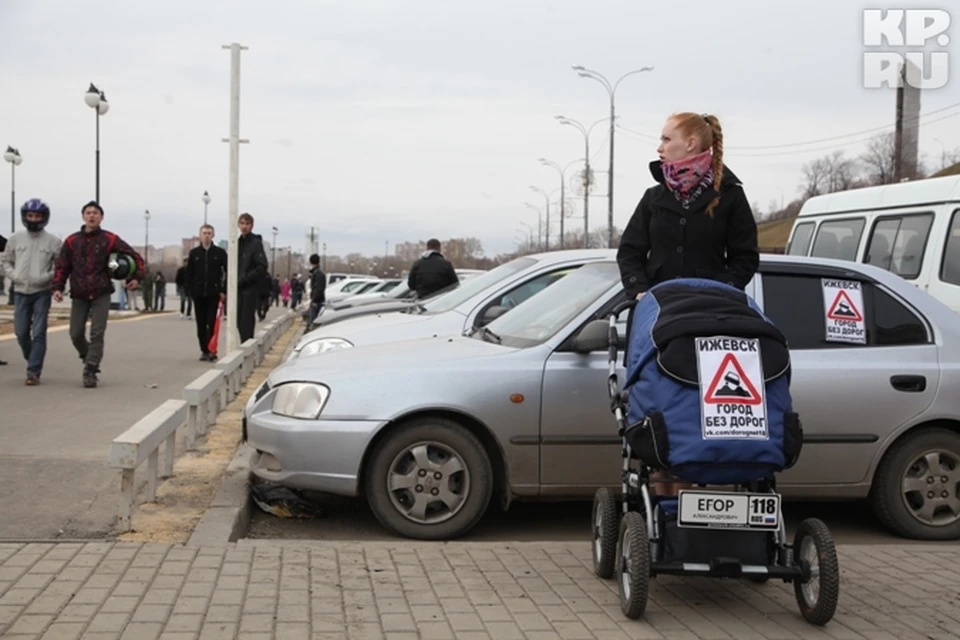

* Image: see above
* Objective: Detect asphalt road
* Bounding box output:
[0,298,288,540]
[244,493,957,546]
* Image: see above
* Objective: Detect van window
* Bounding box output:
[864,213,933,280]
[810,219,865,261]
[787,222,816,256]
[941,209,960,286]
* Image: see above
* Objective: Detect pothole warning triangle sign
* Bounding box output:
[702,352,764,406]
[826,290,863,322]
[696,336,769,440]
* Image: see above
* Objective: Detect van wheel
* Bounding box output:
[364,418,493,540]
[871,428,960,540]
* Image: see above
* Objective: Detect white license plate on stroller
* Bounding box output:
[677,491,781,529]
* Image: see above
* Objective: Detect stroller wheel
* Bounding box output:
[591,488,619,579]
[793,518,840,625]
[616,511,650,619]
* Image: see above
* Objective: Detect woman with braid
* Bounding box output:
[617,112,760,496]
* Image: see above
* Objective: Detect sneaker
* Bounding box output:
[83,367,99,388]
[25,374,39,386]
[208,353,218,362]
[180,313,185,319]
[199,353,210,361]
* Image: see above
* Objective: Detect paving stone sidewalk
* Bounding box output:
[0,540,957,640]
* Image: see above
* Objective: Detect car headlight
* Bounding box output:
[272,383,331,419]
[297,337,354,358]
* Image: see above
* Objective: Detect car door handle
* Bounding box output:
[890,374,926,393]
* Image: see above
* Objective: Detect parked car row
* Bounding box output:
[244,249,960,542]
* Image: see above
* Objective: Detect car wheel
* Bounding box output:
[871,428,960,540]
[364,417,493,540]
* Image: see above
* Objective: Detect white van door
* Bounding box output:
[926,206,960,315]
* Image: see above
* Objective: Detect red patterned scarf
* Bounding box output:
[661,150,714,209]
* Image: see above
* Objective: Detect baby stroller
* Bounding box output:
[591,278,839,625]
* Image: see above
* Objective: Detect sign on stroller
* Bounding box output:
[591,278,840,626]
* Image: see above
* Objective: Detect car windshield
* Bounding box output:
[482,261,620,347]
[422,257,537,314]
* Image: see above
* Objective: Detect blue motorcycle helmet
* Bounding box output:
[20,198,50,232]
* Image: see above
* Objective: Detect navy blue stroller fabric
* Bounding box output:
[623,278,802,485]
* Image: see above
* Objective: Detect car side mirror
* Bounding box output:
[482,305,508,324]
[571,319,611,354]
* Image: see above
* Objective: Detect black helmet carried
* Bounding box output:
[108,253,137,280]
[20,198,50,232]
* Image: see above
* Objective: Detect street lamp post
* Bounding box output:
[143,210,151,266]
[322,243,327,270]
[529,186,550,250]
[524,202,543,250]
[555,115,611,247]
[202,190,211,225]
[271,226,278,276]
[539,157,584,250]
[572,65,653,247]
[3,146,23,234]
[84,84,110,202]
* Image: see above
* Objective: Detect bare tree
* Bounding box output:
[799,157,831,198]
[824,151,859,192]
[859,133,897,186]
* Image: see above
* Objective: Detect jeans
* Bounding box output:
[14,291,52,376]
[193,296,220,355]
[70,293,112,371]
[308,301,324,325]
[237,288,259,343]
[154,289,166,311]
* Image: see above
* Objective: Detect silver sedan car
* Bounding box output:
[289,249,615,360]
[244,257,960,541]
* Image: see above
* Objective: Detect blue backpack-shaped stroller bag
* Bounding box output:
[623,278,803,486]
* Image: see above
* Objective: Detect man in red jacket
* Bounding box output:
[52,201,144,388]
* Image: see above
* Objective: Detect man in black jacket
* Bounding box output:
[237,213,269,342]
[186,224,227,360]
[407,238,458,298]
[307,253,326,326]
[175,257,192,319]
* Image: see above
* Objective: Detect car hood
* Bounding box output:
[311,300,412,328]
[298,309,460,349]
[273,334,515,386]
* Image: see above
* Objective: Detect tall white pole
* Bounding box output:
[222,42,249,354]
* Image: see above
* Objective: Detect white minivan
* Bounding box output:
[786,174,960,313]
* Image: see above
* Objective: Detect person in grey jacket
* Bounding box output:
[0,199,62,385]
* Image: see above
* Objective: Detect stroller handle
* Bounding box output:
[610,298,637,319]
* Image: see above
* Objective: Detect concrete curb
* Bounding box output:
[186,319,307,548]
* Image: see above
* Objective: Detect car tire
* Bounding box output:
[364,417,493,540]
[870,427,960,541]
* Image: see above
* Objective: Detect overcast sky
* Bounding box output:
[1,0,957,258]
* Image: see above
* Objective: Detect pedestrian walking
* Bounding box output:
[272,275,281,307]
[290,274,304,308]
[280,278,291,307]
[52,201,144,388]
[0,199,62,384]
[407,238,458,298]
[175,258,192,318]
[307,253,327,326]
[154,271,166,311]
[186,224,227,361]
[0,232,7,366]
[236,213,268,343]
[616,111,759,496]
[141,269,154,312]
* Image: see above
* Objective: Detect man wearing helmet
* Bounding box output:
[0,199,63,385]
[52,201,144,388]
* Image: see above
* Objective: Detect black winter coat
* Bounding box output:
[186,244,228,299]
[238,233,268,292]
[407,251,459,298]
[617,162,759,299]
